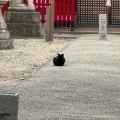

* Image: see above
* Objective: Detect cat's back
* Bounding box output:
[53,56,58,65]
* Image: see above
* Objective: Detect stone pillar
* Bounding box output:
[0,0,13,50]
[99,14,107,40]
[45,0,54,42]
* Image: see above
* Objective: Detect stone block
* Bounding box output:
[4,11,41,38]
[0,93,19,120]
[4,12,40,23]
[99,14,107,40]
[7,23,41,37]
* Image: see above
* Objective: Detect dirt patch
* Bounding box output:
[0,38,73,82]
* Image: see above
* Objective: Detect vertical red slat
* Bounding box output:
[71,0,75,22]
[24,0,28,5]
[42,0,45,22]
[61,0,63,22]
[46,0,50,6]
[34,0,37,11]
[67,0,70,22]
[40,0,42,21]
[57,0,59,21]
[70,0,71,21]
[40,0,42,13]
[59,0,62,22]
[37,0,40,12]
[54,0,58,21]
[56,0,59,21]
[63,0,66,22]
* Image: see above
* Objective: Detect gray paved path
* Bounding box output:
[1,34,120,120]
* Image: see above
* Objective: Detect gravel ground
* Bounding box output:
[0,38,73,82]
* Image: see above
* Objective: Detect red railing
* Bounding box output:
[33,0,51,22]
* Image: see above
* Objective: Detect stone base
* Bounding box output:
[4,11,41,38]
[6,23,41,38]
[0,39,14,50]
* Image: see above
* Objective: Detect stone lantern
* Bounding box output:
[0,0,13,50]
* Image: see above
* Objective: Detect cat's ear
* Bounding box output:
[62,54,64,57]
[57,53,60,56]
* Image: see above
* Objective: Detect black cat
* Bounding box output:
[53,53,65,66]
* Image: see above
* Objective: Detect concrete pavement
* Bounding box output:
[1,34,120,120]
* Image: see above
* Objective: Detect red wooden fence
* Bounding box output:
[2,0,75,30]
[33,0,75,29]
[55,0,75,29]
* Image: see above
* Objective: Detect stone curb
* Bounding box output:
[54,30,120,35]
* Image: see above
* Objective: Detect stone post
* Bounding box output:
[0,93,19,120]
[45,7,51,42]
[99,14,107,40]
[50,0,54,41]
[0,0,14,50]
[45,0,54,42]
